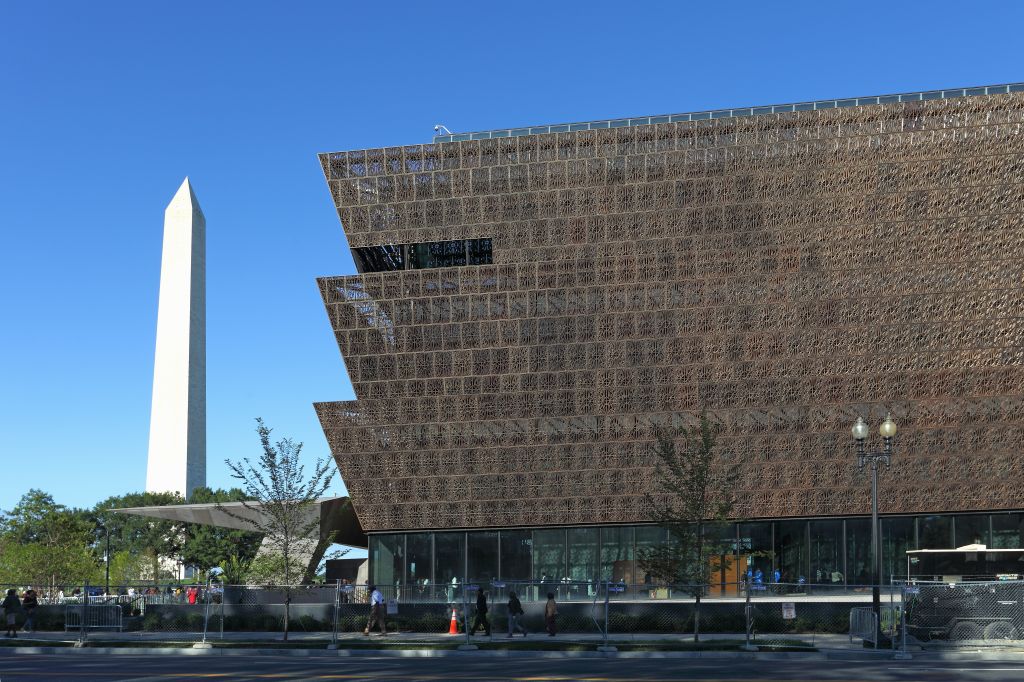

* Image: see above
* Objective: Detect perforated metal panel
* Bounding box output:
[315,92,1024,532]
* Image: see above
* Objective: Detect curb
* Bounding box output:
[0,646,829,659]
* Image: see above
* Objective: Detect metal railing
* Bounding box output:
[432,83,1024,142]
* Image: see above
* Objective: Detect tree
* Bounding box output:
[180,487,263,573]
[92,491,186,582]
[638,411,738,642]
[222,418,335,640]
[0,490,99,591]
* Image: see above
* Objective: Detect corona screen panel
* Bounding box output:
[315,92,1024,532]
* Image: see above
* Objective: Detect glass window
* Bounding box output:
[738,522,772,582]
[919,515,952,549]
[954,514,990,547]
[845,519,871,586]
[353,245,404,273]
[992,514,1024,549]
[634,526,666,585]
[809,520,842,585]
[434,532,465,583]
[882,517,915,582]
[775,520,807,585]
[467,531,498,583]
[601,526,634,583]
[500,530,532,581]
[410,239,467,269]
[703,522,739,594]
[567,527,600,583]
[371,534,404,587]
[406,533,432,586]
[467,238,493,265]
[533,529,566,582]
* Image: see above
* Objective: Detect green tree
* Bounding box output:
[181,487,263,572]
[92,491,186,582]
[0,490,99,590]
[222,418,335,641]
[638,412,738,643]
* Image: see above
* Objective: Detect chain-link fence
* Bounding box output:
[898,579,1024,648]
[16,578,1010,653]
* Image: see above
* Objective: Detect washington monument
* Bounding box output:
[145,178,206,498]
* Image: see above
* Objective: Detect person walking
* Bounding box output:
[507,591,527,637]
[21,589,38,634]
[2,589,20,638]
[544,591,558,636]
[363,585,386,636]
[469,590,490,637]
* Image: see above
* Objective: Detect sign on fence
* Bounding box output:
[386,598,398,616]
[781,603,796,620]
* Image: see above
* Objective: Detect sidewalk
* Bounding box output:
[10,630,836,644]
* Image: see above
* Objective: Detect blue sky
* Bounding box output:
[1,1,1020,514]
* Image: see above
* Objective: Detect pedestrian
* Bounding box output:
[3,589,20,638]
[186,586,198,605]
[363,584,386,636]
[469,590,490,636]
[507,591,527,637]
[544,591,558,636]
[22,588,38,634]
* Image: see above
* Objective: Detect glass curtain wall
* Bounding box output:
[954,514,990,547]
[500,530,532,581]
[634,526,667,590]
[919,516,953,549]
[601,526,634,585]
[467,531,499,583]
[738,522,773,581]
[567,527,600,597]
[775,521,807,584]
[882,517,916,582]
[844,519,871,585]
[992,514,1024,548]
[434,532,465,588]
[371,534,405,589]
[406,533,432,596]
[809,520,842,585]
[368,513,1024,596]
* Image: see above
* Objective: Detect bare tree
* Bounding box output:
[222,418,335,641]
[638,411,738,643]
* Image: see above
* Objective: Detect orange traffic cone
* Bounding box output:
[448,607,459,635]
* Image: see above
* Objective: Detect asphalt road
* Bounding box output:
[3,655,1024,682]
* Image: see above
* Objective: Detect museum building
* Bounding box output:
[313,84,1024,592]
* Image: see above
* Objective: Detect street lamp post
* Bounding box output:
[851,412,897,641]
[98,525,111,596]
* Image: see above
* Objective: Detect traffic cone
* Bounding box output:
[448,607,459,635]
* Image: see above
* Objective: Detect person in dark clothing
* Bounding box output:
[3,589,20,638]
[21,589,38,633]
[469,590,491,636]
[507,591,527,637]
[544,592,558,636]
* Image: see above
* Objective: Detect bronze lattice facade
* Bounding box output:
[315,89,1024,534]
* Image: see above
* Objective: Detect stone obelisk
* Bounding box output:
[145,178,206,498]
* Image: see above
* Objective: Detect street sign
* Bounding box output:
[386,598,398,615]
[781,603,796,620]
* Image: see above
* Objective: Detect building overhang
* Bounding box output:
[112,495,367,549]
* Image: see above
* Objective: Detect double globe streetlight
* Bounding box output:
[851,412,898,635]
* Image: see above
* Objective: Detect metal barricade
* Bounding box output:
[849,607,879,647]
[65,603,123,632]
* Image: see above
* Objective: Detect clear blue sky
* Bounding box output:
[1,1,1019,514]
